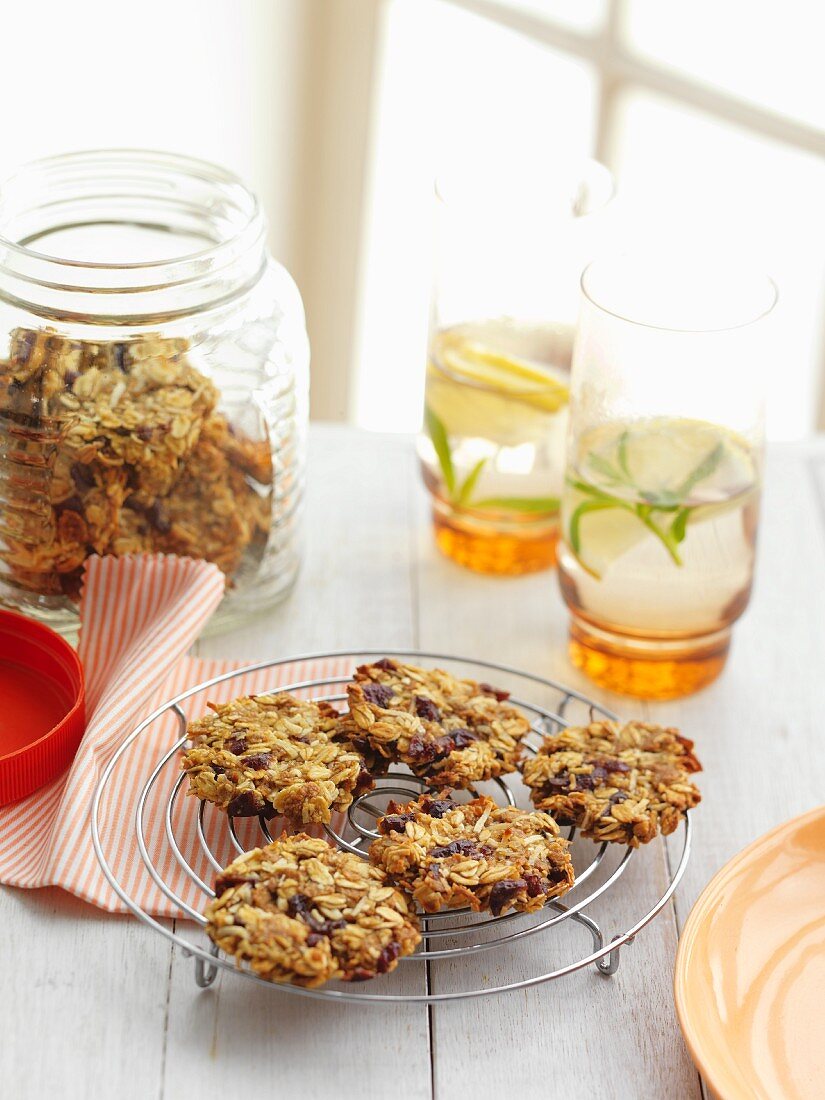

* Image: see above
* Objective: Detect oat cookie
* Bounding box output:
[111,413,271,575]
[521,720,701,846]
[347,658,531,788]
[182,693,373,825]
[205,834,421,986]
[3,328,218,505]
[0,327,273,592]
[369,793,574,915]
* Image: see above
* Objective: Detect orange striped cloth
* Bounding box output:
[0,555,349,916]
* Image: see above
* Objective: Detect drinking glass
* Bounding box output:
[417,160,614,574]
[558,252,777,699]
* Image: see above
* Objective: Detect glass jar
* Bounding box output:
[0,150,308,634]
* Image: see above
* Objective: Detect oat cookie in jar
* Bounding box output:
[0,151,309,633]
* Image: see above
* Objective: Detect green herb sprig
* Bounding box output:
[424,405,559,515]
[568,432,725,576]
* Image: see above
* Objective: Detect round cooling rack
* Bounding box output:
[90,649,692,1004]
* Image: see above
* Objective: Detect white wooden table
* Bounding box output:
[3,424,824,1100]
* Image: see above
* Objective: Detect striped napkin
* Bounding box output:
[0,554,347,916]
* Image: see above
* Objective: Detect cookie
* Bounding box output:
[205,834,421,986]
[182,693,373,824]
[346,658,530,788]
[369,793,574,915]
[112,412,271,576]
[520,720,701,846]
[0,327,274,593]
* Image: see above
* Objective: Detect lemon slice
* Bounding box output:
[441,339,569,414]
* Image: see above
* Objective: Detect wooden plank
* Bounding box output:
[162,427,431,1100]
[0,886,171,1100]
[411,483,702,1097]
[5,432,824,1100]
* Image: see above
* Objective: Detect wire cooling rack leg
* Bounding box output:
[596,934,632,976]
[194,946,219,988]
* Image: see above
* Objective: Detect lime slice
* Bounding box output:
[441,339,569,414]
[582,419,756,505]
[566,418,759,578]
[568,502,648,579]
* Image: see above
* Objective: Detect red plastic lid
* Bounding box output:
[0,609,85,806]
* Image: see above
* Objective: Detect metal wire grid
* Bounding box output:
[91,649,692,1004]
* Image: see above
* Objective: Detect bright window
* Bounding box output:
[354,0,825,439]
[354,0,598,432]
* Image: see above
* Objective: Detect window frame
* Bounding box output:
[443,0,825,428]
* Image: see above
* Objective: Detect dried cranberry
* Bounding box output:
[489,879,526,916]
[287,893,313,919]
[227,791,261,817]
[419,797,454,818]
[373,658,396,670]
[380,813,414,834]
[58,496,85,515]
[316,917,347,936]
[546,865,570,885]
[354,766,373,796]
[450,728,477,750]
[362,682,394,708]
[306,932,323,947]
[147,502,171,535]
[601,791,629,818]
[479,682,510,702]
[113,344,129,373]
[407,735,439,764]
[523,874,545,898]
[288,894,346,937]
[350,968,373,982]
[414,695,442,722]
[136,424,154,442]
[574,773,598,791]
[430,839,482,859]
[546,770,573,790]
[228,738,248,755]
[243,753,272,770]
[601,758,630,774]
[70,463,95,493]
[14,330,34,363]
[377,942,401,974]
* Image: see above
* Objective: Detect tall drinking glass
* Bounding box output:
[558,253,777,699]
[418,161,614,574]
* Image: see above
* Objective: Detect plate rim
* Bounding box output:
[674,801,825,1100]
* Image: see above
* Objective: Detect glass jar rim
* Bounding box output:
[0,148,262,271]
[580,251,779,334]
[0,149,268,320]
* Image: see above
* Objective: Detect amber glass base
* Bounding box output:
[432,508,558,575]
[568,617,730,700]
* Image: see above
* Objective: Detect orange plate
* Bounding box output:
[675,805,825,1100]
